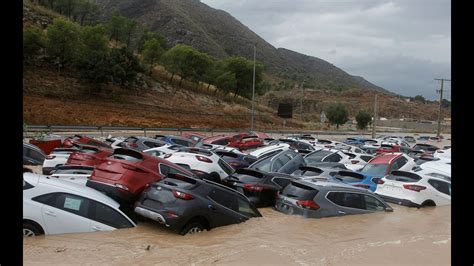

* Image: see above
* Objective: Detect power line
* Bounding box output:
[434,78,451,137]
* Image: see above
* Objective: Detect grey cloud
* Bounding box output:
[200,0,451,99]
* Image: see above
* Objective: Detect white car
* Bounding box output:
[374,170,450,207]
[23,173,136,237]
[434,148,451,160]
[104,136,126,149]
[161,148,235,182]
[333,143,366,154]
[248,143,291,159]
[312,139,340,149]
[48,165,95,186]
[415,159,451,178]
[304,148,352,165]
[342,152,374,171]
[42,147,78,175]
[143,143,182,157]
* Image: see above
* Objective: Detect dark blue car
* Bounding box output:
[155,135,195,147]
[343,137,367,147]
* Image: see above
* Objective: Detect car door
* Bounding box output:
[88,201,134,232]
[427,179,451,205]
[34,193,92,235]
[207,188,248,227]
[326,191,371,216]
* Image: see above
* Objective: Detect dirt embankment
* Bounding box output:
[23,65,306,130]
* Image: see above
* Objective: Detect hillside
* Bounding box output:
[22,1,450,131]
[90,0,389,93]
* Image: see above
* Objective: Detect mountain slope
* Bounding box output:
[91,0,389,93]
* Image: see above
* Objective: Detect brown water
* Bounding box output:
[23,205,450,265]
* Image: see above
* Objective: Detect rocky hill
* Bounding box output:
[91,0,389,93]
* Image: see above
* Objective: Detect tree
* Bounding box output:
[105,12,134,46]
[326,104,349,129]
[46,18,81,67]
[142,38,165,74]
[23,27,45,63]
[161,44,206,85]
[441,99,451,108]
[413,95,426,103]
[356,110,372,130]
[74,24,110,86]
[107,47,143,87]
[137,30,167,52]
[215,71,236,95]
[222,56,264,98]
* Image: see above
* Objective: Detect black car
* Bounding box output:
[213,149,257,170]
[223,168,294,207]
[412,143,439,154]
[23,143,46,165]
[269,139,315,154]
[134,174,262,235]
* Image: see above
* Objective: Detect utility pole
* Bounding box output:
[300,80,305,121]
[435,78,451,137]
[250,44,256,132]
[372,94,378,138]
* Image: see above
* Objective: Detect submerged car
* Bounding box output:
[134,174,262,235]
[358,153,417,184]
[274,180,393,218]
[213,149,257,170]
[374,170,451,207]
[66,145,113,166]
[42,147,80,175]
[155,135,195,147]
[62,135,111,149]
[23,143,46,166]
[304,149,351,166]
[23,173,136,237]
[87,148,193,204]
[119,136,168,152]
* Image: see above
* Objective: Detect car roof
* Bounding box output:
[369,153,402,164]
[25,173,120,207]
[296,179,370,192]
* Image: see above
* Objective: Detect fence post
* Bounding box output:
[144,128,147,137]
[99,127,103,137]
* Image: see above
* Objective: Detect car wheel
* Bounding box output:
[180,222,205,236]
[23,222,42,237]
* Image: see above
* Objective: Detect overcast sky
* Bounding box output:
[200,0,451,100]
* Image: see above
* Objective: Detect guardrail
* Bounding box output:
[24,124,383,139]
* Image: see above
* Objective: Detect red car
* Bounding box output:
[62,135,111,149]
[86,148,194,204]
[181,132,207,144]
[376,144,401,155]
[66,145,113,166]
[203,133,264,150]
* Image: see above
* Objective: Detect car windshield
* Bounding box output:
[304,150,332,164]
[359,164,388,176]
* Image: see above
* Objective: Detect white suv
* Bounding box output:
[23,173,136,237]
[42,148,78,175]
[161,148,234,182]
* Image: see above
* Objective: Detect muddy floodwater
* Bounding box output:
[24,205,450,265]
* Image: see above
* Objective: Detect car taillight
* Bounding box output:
[353,184,370,189]
[172,190,194,200]
[437,151,444,153]
[351,160,360,164]
[196,155,212,163]
[296,200,320,210]
[403,184,426,192]
[115,183,129,191]
[130,143,138,148]
[243,184,265,192]
[372,178,385,184]
[46,155,56,160]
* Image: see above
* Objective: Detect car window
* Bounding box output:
[391,157,407,171]
[159,163,189,177]
[305,150,333,164]
[360,156,373,162]
[360,164,388,176]
[144,141,164,148]
[281,182,319,200]
[326,192,365,209]
[90,201,134,228]
[236,197,259,217]
[272,158,285,172]
[56,193,91,218]
[364,195,386,211]
[28,149,45,161]
[218,158,235,175]
[250,156,273,172]
[176,163,192,170]
[145,150,164,157]
[355,148,362,153]
[173,139,192,147]
[208,188,239,212]
[428,179,451,196]
[323,153,342,163]
[213,139,230,145]
[23,180,35,190]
